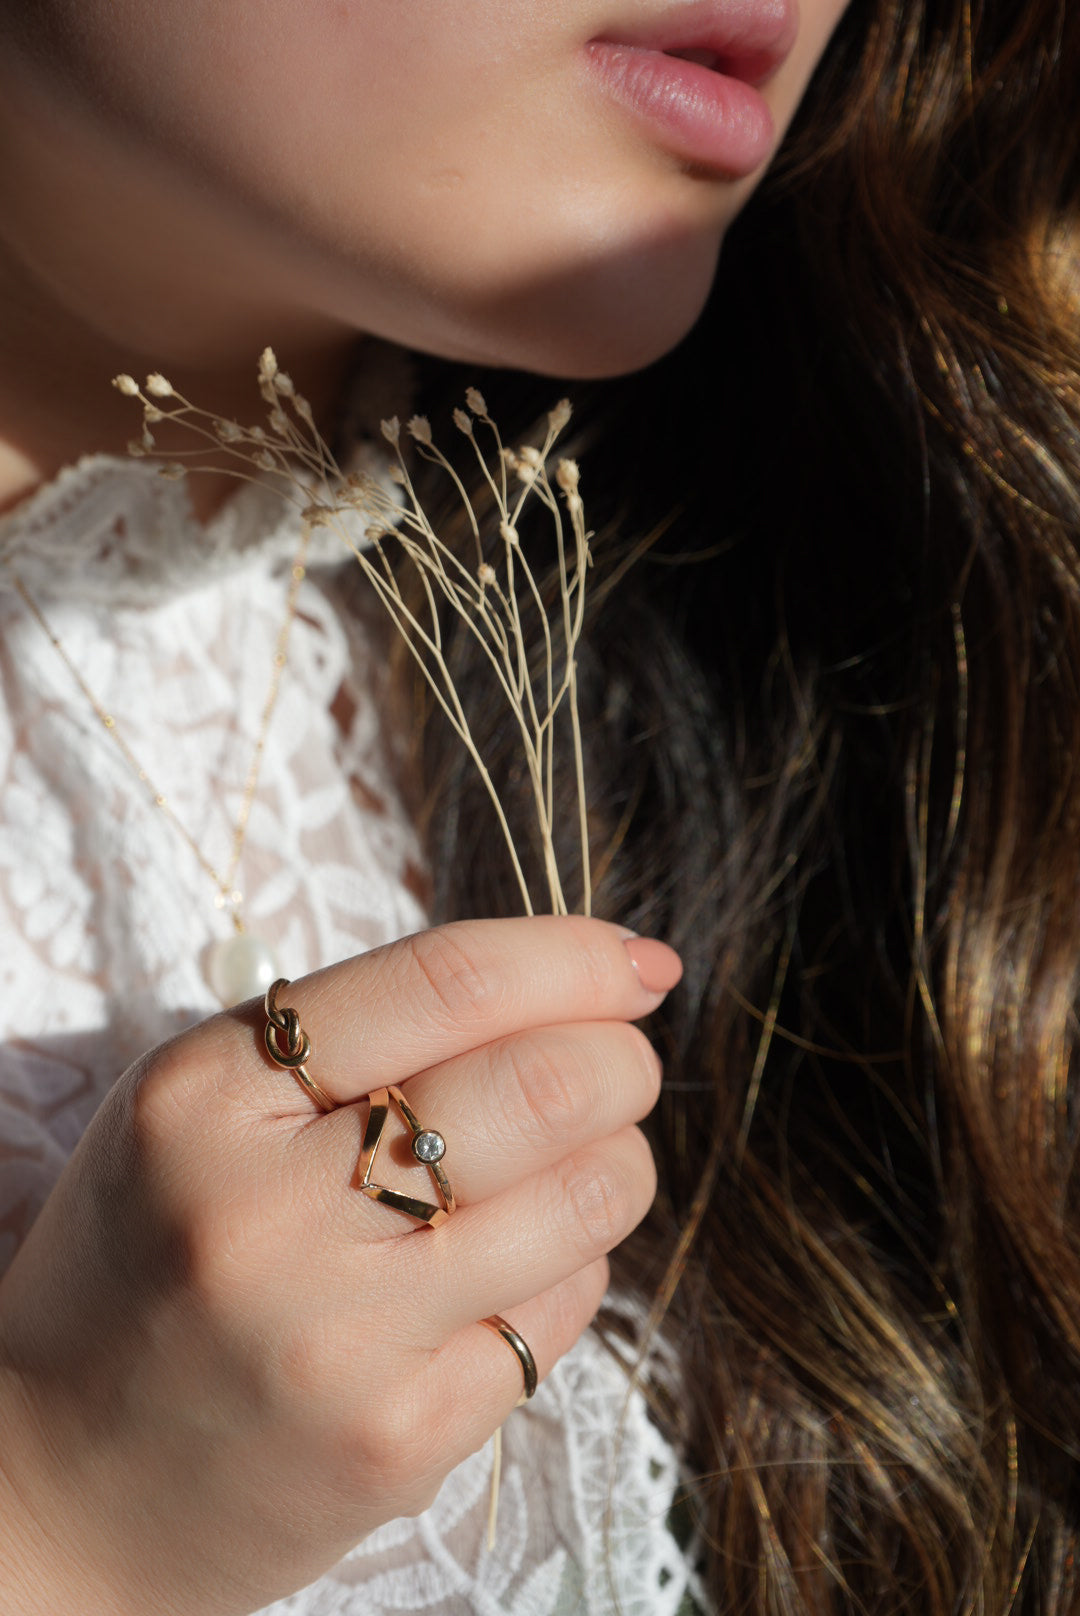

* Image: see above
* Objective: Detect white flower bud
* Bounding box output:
[500,520,520,546]
[547,398,572,434]
[465,387,488,416]
[453,407,473,434]
[407,415,432,444]
[556,458,580,494]
[113,374,140,396]
[381,416,401,445]
[478,562,497,587]
[145,373,174,398]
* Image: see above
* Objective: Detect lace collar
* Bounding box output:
[0,450,387,608]
[0,341,412,609]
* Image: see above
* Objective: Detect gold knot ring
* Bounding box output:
[264,979,336,1113]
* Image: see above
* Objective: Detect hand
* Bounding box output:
[0,915,681,1616]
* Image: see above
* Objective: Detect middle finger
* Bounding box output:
[288,1019,662,1235]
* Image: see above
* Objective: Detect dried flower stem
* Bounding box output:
[113,353,593,918]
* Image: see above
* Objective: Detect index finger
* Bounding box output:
[237,916,682,1109]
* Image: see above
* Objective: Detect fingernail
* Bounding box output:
[622,936,683,995]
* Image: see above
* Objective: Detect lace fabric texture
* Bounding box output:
[0,453,707,1615]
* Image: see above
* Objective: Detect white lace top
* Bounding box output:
[0,448,708,1616]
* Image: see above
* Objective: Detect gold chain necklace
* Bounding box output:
[10,524,312,1006]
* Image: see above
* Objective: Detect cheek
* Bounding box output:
[69,3,729,372]
[0,0,857,380]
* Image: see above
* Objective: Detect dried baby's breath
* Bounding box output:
[115,347,594,920]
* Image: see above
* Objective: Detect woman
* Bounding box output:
[0,0,1074,1612]
[457,1,1076,1610]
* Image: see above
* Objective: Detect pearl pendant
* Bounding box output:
[206,933,281,1007]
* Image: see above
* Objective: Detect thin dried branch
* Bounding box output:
[112,350,594,921]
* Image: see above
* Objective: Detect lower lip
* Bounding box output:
[585,43,776,177]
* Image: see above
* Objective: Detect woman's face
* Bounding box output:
[0,0,850,379]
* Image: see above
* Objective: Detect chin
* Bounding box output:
[427,223,724,381]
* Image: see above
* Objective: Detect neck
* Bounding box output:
[0,61,361,525]
[0,244,361,525]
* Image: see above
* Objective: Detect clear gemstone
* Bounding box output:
[412,1129,446,1164]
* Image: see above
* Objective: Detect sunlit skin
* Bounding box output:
[0,0,849,514]
[0,6,858,1604]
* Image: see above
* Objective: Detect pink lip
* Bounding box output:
[585,0,798,175]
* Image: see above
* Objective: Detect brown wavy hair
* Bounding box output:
[410,0,1080,1608]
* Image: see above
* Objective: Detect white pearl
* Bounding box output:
[206,933,281,1007]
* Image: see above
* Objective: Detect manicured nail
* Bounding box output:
[622,936,683,995]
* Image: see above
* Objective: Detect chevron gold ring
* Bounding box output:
[357,1085,457,1228]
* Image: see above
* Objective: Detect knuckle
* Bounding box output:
[128,1042,190,1156]
[502,1036,580,1145]
[339,1385,427,1493]
[557,1147,634,1260]
[563,914,622,999]
[401,927,498,1031]
[401,1479,444,1518]
[624,1125,659,1212]
[614,1023,663,1110]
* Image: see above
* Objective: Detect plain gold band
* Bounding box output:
[263,978,336,1113]
[481,1314,538,1405]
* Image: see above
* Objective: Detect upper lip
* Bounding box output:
[589,0,798,87]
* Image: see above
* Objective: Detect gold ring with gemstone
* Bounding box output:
[264,978,336,1113]
[357,1084,456,1228]
[480,1315,538,1404]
